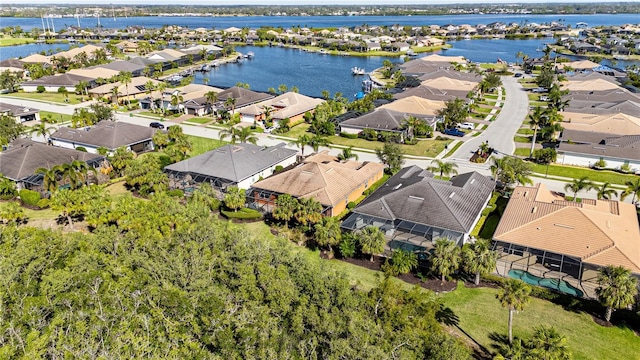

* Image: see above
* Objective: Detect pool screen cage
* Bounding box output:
[491,240,599,285]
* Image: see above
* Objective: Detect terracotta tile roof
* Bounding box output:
[378,96,444,116]
[494,183,640,274]
[561,112,640,135]
[562,78,621,92]
[237,92,324,120]
[251,151,384,208]
[420,76,479,92]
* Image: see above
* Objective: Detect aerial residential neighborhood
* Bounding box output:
[0,3,639,358]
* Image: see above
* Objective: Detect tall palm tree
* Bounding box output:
[118,71,133,106]
[314,217,342,253]
[170,93,184,114]
[496,278,531,344]
[431,238,461,283]
[156,82,168,114]
[563,176,593,202]
[528,326,572,360]
[29,121,55,142]
[462,239,498,285]
[596,265,638,322]
[595,182,618,200]
[620,179,640,204]
[308,134,329,153]
[75,80,89,102]
[528,106,545,158]
[294,197,322,228]
[224,96,236,113]
[337,147,358,161]
[205,91,217,116]
[428,159,458,180]
[291,133,312,157]
[358,226,386,262]
[219,126,258,144]
[110,86,121,105]
[273,193,298,228]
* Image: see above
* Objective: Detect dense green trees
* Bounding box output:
[436,97,469,128]
[375,142,405,174]
[0,195,469,358]
[596,265,638,322]
[0,113,24,146]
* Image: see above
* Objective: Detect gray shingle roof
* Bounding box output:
[50,121,156,150]
[164,142,296,183]
[340,108,407,132]
[559,130,640,161]
[0,139,104,182]
[22,73,94,87]
[353,165,494,233]
[0,102,39,116]
[215,86,274,108]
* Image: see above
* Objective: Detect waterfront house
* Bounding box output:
[394,85,471,103]
[50,121,157,154]
[339,109,412,140]
[562,78,622,92]
[492,183,640,289]
[67,67,120,82]
[164,142,297,191]
[0,139,104,190]
[341,166,494,249]
[249,151,384,216]
[88,76,160,103]
[214,86,274,113]
[237,92,324,125]
[556,129,640,172]
[0,102,40,122]
[21,73,95,93]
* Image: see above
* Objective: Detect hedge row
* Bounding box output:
[221,208,262,220]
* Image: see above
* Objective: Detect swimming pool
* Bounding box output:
[508,269,584,298]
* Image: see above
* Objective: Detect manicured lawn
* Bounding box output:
[138,111,163,118]
[478,214,500,239]
[39,111,73,123]
[444,141,463,158]
[0,36,35,46]
[280,123,311,138]
[4,92,82,105]
[517,128,534,135]
[530,163,639,186]
[513,135,531,143]
[440,284,640,360]
[186,135,226,156]
[514,148,530,157]
[329,135,447,157]
[185,117,213,124]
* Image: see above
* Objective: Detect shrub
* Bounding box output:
[347,201,356,209]
[340,132,358,139]
[19,189,41,207]
[338,236,357,258]
[274,165,284,173]
[166,189,184,197]
[37,198,50,209]
[75,146,87,152]
[363,174,391,196]
[36,85,46,93]
[221,207,262,220]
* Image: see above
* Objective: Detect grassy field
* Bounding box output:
[0,36,36,46]
[3,92,82,105]
[514,148,530,157]
[517,128,534,135]
[513,135,531,143]
[39,111,73,123]
[186,135,226,156]
[328,135,447,157]
[530,163,639,186]
[281,123,311,138]
[185,117,213,124]
[441,284,640,360]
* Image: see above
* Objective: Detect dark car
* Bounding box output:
[514,72,523,78]
[149,122,165,129]
[444,128,465,137]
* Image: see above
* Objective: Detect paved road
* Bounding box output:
[450,76,529,161]
[1,95,633,203]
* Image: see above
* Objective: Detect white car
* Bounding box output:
[458,122,476,130]
[264,126,277,134]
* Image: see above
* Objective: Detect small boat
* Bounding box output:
[351,67,366,75]
[210,60,219,67]
[198,64,210,72]
[246,51,255,58]
[319,49,328,55]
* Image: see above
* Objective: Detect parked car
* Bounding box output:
[539,95,550,101]
[149,122,165,129]
[458,122,476,130]
[532,87,547,93]
[444,128,465,137]
[264,126,277,134]
[514,72,523,78]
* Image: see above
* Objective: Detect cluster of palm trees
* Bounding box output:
[564,176,640,202]
[272,193,323,230]
[219,126,258,144]
[289,133,330,158]
[36,160,97,193]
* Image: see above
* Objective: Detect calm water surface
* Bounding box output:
[0,43,72,60]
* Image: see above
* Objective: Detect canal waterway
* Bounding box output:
[2,13,638,31]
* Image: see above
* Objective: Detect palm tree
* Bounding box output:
[273,194,298,228]
[291,133,312,157]
[170,93,184,114]
[118,71,133,106]
[431,238,461,283]
[528,106,545,158]
[308,134,329,153]
[596,265,638,322]
[528,326,572,360]
[337,147,358,161]
[620,179,640,204]
[110,86,121,105]
[57,86,69,103]
[36,166,62,193]
[389,249,418,275]
[75,80,89,102]
[358,226,386,262]
[294,197,322,227]
[496,278,531,344]
[223,186,246,212]
[156,82,168,113]
[29,121,55,142]
[219,126,258,144]
[563,176,593,202]
[153,63,163,78]
[144,80,156,111]
[462,239,498,285]
[314,217,342,253]
[428,159,458,180]
[205,91,218,116]
[595,182,618,200]
[224,96,237,113]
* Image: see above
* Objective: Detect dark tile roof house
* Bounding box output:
[417,69,481,83]
[0,139,104,188]
[0,58,25,69]
[215,86,275,110]
[50,121,157,152]
[164,142,297,190]
[0,102,40,122]
[558,129,640,162]
[21,73,95,88]
[563,89,640,104]
[394,85,470,102]
[564,100,640,116]
[339,109,409,135]
[93,60,147,76]
[341,166,494,247]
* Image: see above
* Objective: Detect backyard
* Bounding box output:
[2,92,83,105]
[186,135,226,156]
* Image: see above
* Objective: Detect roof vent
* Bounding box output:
[532,206,537,213]
[470,178,476,184]
[301,170,314,175]
[554,223,575,230]
[449,192,455,198]
[408,195,424,201]
[393,183,403,190]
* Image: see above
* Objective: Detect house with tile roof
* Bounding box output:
[164,142,297,191]
[21,73,95,93]
[50,121,157,154]
[378,96,444,119]
[237,92,324,125]
[0,139,104,190]
[492,183,640,288]
[214,86,275,112]
[561,112,640,135]
[249,151,384,216]
[339,109,410,140]
[557,129,640,173]
[88,76,161,103]
[341,166,494,249]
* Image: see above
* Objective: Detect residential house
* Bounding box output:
[560,111,640,135]
[88,76,161,103]
[116,40,139,53]
[0,102,40,122]
[50,121,157,154]
[249,151,385,216]
[492,183,640,291]
[377,96,444,127]
[21,73,95,93]
[341,166,494,248]
[339,109,411,140]
[214,86,275,112]
[0,139,104,190]
[556,129,640,172]
[0,58,25,76]
[164,142,297,191]
[237,92,324,124]
[394,85,470,103]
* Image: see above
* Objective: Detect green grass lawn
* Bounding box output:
[513,135,531,143]
[440,284,640,360]
[185,117,213,124]
[444,141,463,158]
[138,111,163,118]
[514,148,530,157]
[517,128,534,135]
[3,92,82,105]
[187,135,226,156]
[530,163,639,185]
[0,36,36,46]
[39,111,73,123]
[281,123,311,138]
[328,135,447,157]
